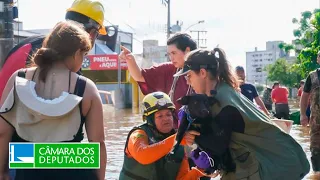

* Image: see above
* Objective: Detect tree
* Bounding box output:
[265,58,298,87]
[278,42,294,57]
[282,9,320,78]
[256,85,264,95]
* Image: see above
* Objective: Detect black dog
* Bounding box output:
[166,94,235,174]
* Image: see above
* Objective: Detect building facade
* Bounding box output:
[143,40,167,64]
[246,41,290,85]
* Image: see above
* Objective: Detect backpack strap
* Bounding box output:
[74,75,87,97]
[71,75,88,142]
[17,69,27,78]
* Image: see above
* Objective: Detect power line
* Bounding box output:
[101,0,165,39]
[104,19,144,46]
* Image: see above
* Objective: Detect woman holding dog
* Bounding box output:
[119,91,212,180]
[173,48,310,179]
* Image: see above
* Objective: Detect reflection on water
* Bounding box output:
[99,105,320,180]
[290,125,320,180]
[103,106,141,180]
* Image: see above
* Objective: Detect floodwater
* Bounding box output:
[94,105,320,180]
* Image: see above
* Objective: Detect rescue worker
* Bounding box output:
[119,33,197,129]
[0,0,107,100]
[174,48,310,179]
[300,51,320,172]
[119,92,213,180]
[0,21,106,180]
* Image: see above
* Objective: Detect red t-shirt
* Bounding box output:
[138,62,190,128]
[271,87,289,104]
[297,87,303,97]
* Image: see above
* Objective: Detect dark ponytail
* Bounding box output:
[33,48,61,82]
[213,48,239,91]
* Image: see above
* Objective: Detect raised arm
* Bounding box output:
[119,46,145,82]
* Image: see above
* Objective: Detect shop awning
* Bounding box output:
[95,43,117,55]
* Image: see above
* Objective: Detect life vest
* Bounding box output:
[210,82,310,180]
[0,69,87,142]
[119,124,184,180]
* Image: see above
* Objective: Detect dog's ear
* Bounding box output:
[177,96,190,105]
[208,96,218,105]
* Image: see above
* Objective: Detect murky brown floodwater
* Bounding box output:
[95,105,320,180]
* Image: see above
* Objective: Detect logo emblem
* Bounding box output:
[9,143,34,168]
[82,57,90,68]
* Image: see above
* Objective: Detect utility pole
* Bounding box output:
[161,0,170,39]
[190,30,207,48]
[0,0,14,69]
[166,0,170,39]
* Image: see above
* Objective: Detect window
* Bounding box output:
[0,19,4,34]
[256,67,262,72]
[0,2,3,13]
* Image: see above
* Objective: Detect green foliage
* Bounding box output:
[265,58,299,87]
[256,85,264,94]
[280,10,320,78]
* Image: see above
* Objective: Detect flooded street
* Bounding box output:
[98,105,320,180]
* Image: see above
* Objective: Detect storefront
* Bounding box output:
[81,53,133,107]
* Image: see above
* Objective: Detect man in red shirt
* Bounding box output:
[297,80,304,98]
[120,33,197,129]
[297,80,311,120]
[271,82,290,119]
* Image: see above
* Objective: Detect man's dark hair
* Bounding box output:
[235,66,245,72]
[273,82,280,86]
[65,11,90,26]
[167,33,197,52]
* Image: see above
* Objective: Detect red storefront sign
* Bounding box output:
[82,54,128,70]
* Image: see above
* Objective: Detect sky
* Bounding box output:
[16,0,320,68]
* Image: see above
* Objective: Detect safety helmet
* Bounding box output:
[67,0,107,35]
[142,92,175,118]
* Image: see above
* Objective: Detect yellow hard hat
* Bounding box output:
[67,0,107,35]
[142,92,175,118]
